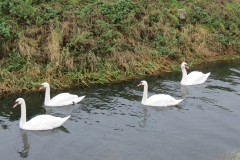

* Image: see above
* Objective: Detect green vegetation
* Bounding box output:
[0,0,239,94]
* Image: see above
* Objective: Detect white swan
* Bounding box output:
[40,82,85,106]
[181,62,210,86]
[138,80,183,107]
[13,98,70,130]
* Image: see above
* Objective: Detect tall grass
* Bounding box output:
[0,0,239,94]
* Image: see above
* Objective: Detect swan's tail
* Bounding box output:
[206,72,211,78]
[200,72,211,84]
[72,96,85,104]
[175,99,183,105]
[58,115,71,127]
[63,115,71,121]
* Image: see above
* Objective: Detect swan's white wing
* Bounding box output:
[187,71,205,81]
[51,93,77,102]
[23,115,70,130]
[145,94,182,107]
[49,93,85,106]
[187,71,210,84]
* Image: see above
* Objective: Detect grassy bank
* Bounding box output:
[0,0,239,95]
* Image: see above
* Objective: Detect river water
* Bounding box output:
[0,60,240,160]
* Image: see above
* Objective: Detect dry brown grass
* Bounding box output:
[180,24,219,58]
[46,29,62,64]
[62,48,74,70]
[18,35,39,60]
[18,27,46,60]
[110,44,172,76]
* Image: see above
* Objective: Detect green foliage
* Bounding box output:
[151,32,183,59]
[152,33,165,48]
[189,4,211,25]
[149,13,159,23]
[68,31,93,53]
[0,18,10,40]
[75,4,94,19]
[225,2,240,13]
[6,0,36,24]
[217,34,229,48]
[90,19,120,55]
[41,7,60,21]
[3,50,27,72]
[35,6,61,25]
[99,0,136,24]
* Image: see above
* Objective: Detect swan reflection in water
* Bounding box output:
[17,126,70,158]
[43,103,82,116]
[17,130,30,158]
[180,85,188,99]
[138,104,182,128]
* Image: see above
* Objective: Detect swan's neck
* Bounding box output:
[44,86,51,105]
[181,67,188,84]
[142,85,148,103]
[20,102,27,128]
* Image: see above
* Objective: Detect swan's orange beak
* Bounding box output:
[185,65,189,69]
[39,86,44,90]
[137,83,142,87]
[13,102,19,108]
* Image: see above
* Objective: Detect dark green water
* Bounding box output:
[0,60,240,160]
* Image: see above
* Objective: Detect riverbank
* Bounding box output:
[1,54,239,97]
[0,0,239,95]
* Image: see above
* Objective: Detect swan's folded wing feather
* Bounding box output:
[187,71,209,84]
[24,115,67,130]
[50,93,78,104]
[146,94,177,106]
[187,71,204,80]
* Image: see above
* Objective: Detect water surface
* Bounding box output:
[0,61,240,160]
